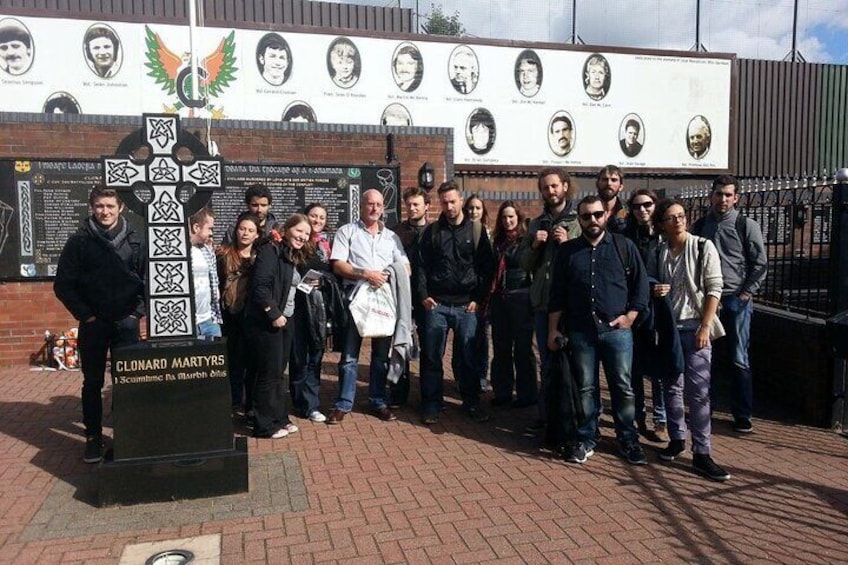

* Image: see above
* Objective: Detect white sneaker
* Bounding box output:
[271,428,289,439]
[309,411,327,423]
[284,423,299,434]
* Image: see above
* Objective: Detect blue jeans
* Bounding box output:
[632,329,667,425]
[420,303,480,415]
[568,328,639,450]
[290,311,325,417]
[335,320,391,412]
[719,295,753,419]
[197,319,222,339]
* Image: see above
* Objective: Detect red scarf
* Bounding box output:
[491,229,521,297]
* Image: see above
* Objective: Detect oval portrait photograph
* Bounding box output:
[83,23,122,79]
[43,91,81,114]
[466,108,496,155]
[0,18,34,76]
[619,114,645,158]
[514,49,542,98]
[326,36,361,89]
[381,103,412,126]
[548,111,575,157]
[687,114,712,159]
[256,32,292,86]
[391,42,423,93]
[282,101,317,123]
[583,53,611,101]
[448,44,479,95]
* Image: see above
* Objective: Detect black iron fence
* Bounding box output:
[679,174,840,318]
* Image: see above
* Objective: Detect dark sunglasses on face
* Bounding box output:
[632,201,654,210]
[579,211,605,221]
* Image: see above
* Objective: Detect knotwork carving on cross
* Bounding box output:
[102,114,224,340]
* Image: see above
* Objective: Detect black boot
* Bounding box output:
[658,439,685,462]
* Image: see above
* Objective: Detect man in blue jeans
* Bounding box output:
[691,175,767,433]
[547,195,649,465]
[415,181,495,425]
[329,189,408,425]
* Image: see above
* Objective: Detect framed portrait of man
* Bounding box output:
[548,111,575,157]
[466,108,496,154]
[391,42,423,93]
[687,115,712,159]
[256,32,293,87]
[82,23,122,79]
[327,36,361,89]
[583,53,611,101]
[448,45,479,95]
[0,18,34,76]
[619,114,645,158]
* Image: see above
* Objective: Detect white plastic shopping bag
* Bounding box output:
[348,280,397,338]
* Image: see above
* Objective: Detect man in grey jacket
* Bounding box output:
[518,167,580,432]
[691,175,768,434]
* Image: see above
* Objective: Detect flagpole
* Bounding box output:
[188,0,199,102]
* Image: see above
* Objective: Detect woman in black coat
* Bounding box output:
[244,213,311,439]
[487,200,537,407]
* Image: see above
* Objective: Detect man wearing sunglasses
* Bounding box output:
[547,195,649,465]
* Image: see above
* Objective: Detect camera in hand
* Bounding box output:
[539,218,552,232]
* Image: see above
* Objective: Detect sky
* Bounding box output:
[340,0,848,64]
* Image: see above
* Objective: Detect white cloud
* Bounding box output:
[340,0,848,63]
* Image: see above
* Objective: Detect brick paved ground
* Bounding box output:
[0,351,846,564]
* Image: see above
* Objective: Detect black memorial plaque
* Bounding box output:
[0,159,400,280]
[110,340,232,459]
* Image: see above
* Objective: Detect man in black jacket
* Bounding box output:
[54,186,145,464]
[390,186,430,407]
[415,181,494,425]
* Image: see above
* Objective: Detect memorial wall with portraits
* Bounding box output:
[0,14,734,172]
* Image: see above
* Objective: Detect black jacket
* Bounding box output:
[54,216,145,323]
[244,241,296,331]
[415,214,495,305]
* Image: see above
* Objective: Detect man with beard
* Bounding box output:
[547,195,648,465]
[54,186,145,463]
[222,184,277,245]
[415,181,494,425]
[596,165,629,234]
[518,167,580,433]
[389,186,431,407]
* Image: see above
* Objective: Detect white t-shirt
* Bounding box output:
[191,246,213,324]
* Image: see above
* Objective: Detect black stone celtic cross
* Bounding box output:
[102,114,224,340]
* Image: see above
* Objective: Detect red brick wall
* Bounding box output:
[0,117,451,366]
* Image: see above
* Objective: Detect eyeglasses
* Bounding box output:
[579,211,605,221]
[663,214,686,223]
[632,201,654,210]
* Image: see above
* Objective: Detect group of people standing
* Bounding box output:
[56,165,766,483]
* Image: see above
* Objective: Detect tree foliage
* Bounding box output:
[421,3,466,37]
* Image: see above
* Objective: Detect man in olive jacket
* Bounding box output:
[518,167,580,431]
[54,186,145,464]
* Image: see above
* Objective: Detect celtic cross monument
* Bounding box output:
[102,113,223,339]
[97,114,247,507]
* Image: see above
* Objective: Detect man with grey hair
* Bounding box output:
[687,116,712,159]
[329,189,408,424]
